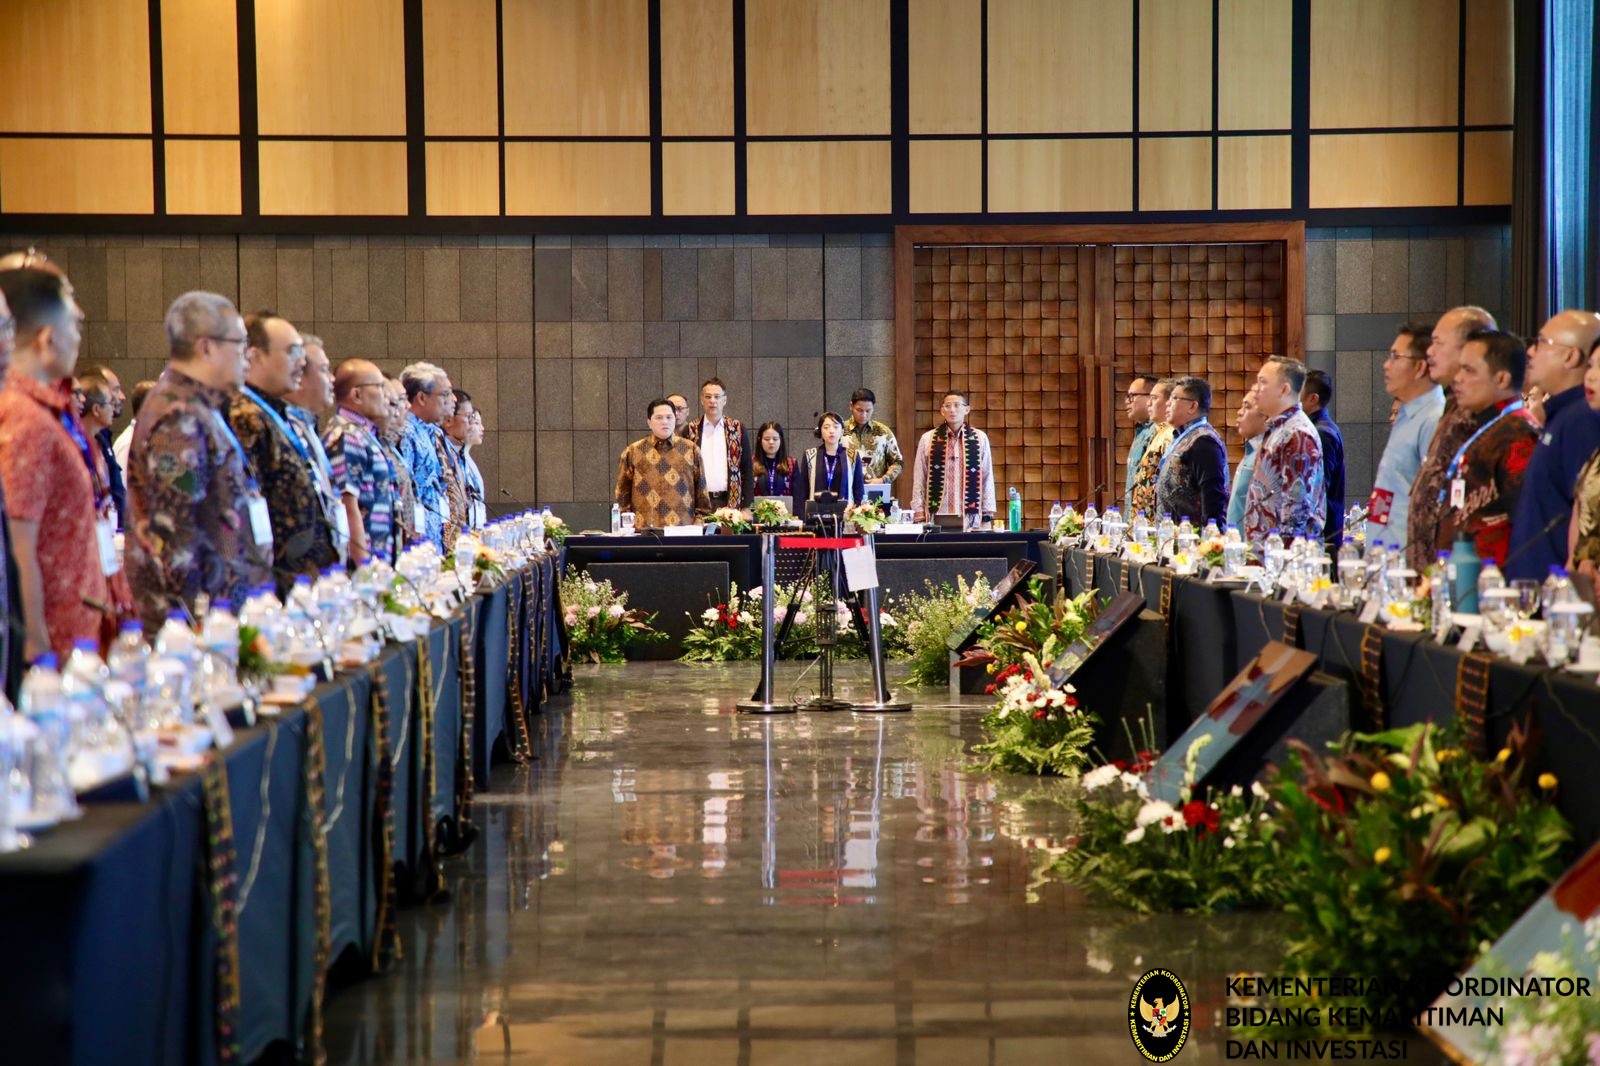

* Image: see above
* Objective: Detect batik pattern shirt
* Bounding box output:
[615,435,709,528]
[382,434,420,548]
[127,365,272,630]
[1123,421,1155,515]
[0,373,109,657]
[324,408,396,563]
[1244,405,1326,545]
[230,388,337,590]
[843,418,905,482]
[1434,401,1539,567]
[288,405,344,558]
[435,431,468,553]
[1405,399,1475,571]
[1571,451,1600,568]
[1128,423,1174,516]
[398,413,446,550]
[1153,420,1229,526]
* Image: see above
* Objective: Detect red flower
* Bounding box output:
[1032,709,1047,719]
[1112,760,1129,771]
[1182,800,1220,835]
[726,615,738,630]
[1306,785,1347,815]
[983,684,996,695]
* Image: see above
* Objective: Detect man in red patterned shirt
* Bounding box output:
[1435,329,1540,566]
[0,267,108,660]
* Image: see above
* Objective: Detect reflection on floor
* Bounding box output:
[321,661,1433,1065]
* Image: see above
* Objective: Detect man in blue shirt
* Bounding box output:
[1507,310,1600,579]
[1123,376,1155,515]
[1367,321,1445,555]
[397,361,457,552]
[1300,369,1345,550]
[1227,393,1266,530]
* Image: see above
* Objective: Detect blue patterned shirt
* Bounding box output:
[398,413,446,550]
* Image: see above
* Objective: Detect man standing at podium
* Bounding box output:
[616,398,710,528]
[684,377,752,511]
[908,391,995,526]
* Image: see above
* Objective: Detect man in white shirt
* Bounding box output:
[683,377,752,510]
[1367,321,1446,554]
[111,380,153,479]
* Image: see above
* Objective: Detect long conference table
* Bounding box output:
[0,557,567,1066]
[1057,546,1600,853]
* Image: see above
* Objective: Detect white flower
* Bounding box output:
[774,605,788,621]
[608,603,625,619]
[1119,771,1144,792]
[879,612,895,627]
[1229,784,1244,798]
[1223,836,1236,849]
[702,607,719,623]
[794,610,809,626]
[1250,781,1268,799]
[1124,826,1146,844]
[564,609,578,626]
[1159,814,1184,834]
[1082,765,1121,792]
[1135,800,1177,828]
[748,585,763,600]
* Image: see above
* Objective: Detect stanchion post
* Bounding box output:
[852,533,910,713]
[738,532,795,714]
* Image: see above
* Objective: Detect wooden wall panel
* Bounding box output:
[745,0,891,136]
[1217,135,1292,209]
[504,0,650,136]
[505,141,651,215]
[258,140,408,215]
[909,140,982,214]
[987,0,1132,134]
[746,141,892,214]
[987,139,1132,213]
[1464,0,1514,126]
[1311,0,1457,128]
[1308,132,1457,208]
[1218,0,1292,130]
[661,0,734,137]
[165,140,242,214]
[423,0,498,136]
[425,141,501,215]
[1463,130,1512,206]
[256,0,406,136]
[663,141,735,215]
[0,139,153,213]
[1139,0,1212,132]
[908,0,982,135]
[0,0,150,133]
[1138,137,1211,211]
[162,0,241,135]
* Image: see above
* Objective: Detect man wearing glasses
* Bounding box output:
[128,292,273,630]
[1505,310,1600,579]
[1367,321,1445,554]
[1153,376,1229,527]
[323,359,397,566]
[1122,376,1156,515]
[76,373,124,529]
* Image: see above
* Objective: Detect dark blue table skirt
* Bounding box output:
[0,561,562,1066]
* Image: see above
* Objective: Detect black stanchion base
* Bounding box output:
[850,699,912,713]
[736,699,797,714]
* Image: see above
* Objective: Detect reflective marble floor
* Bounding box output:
[322,662,1436,1065]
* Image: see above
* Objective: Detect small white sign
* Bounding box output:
[206,705,235,750]
[1358,598,1381,624]
[663,524,704,537]
[841,545,879,591]
[95,520,120,575]
[1457,624,1481,653]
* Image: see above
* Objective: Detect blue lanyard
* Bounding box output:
[241,385,311,464]
[1158,418,1209,474]
[1439,400,1524,501]
[210,408,260,493]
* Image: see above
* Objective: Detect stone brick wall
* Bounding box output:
[0,223,1510,528]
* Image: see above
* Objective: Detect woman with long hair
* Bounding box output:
[751,420,796,499]
[792,411,864,516]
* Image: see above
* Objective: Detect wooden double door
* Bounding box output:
[893,224,1305,527]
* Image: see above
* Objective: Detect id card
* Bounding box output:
[473,501,487,528]
[333,505,350,543]
[247,494,273,546]
[95,519,120,575]
[413,502,428,532]
[1450,479,1466,508]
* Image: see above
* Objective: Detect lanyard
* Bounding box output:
[1439,400,1523,500]
[1158,418,1209,474]
[241,385,311,464]
[766,463,781,494]
[211,408,260,493]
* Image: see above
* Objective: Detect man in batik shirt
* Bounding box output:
[1406,306,1498,569]
[383,378,420,549]
[1434,330,1540,566]
[842,388,904,485]
[285,335,346,563]
[397,362,456,551]
[231,312,337,594]
[128,291,272,629]
[324,359,396,565]
[616,398,710,527]
[435,389,471,552]
[1152,376,1229,527]
[1244,356,1326,546]
[1128,379,1175,517]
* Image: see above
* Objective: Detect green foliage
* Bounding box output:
[972,581,1093,676]
[888,573,993,686]
[559,571,664,663]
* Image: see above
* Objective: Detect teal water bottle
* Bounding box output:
[1448,537,1481,614]
[1007,487,1022,532]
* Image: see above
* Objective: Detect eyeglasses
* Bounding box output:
[206,333,248,348]
[1170,394,1199,405]
[350,381,386,393]
[1126,391,1151,399]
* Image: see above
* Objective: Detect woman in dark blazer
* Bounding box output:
[792,411,864,516]
[751,420,796,500]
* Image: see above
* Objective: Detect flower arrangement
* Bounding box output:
[542,513,569,545]
[751,497,793,527]
[680,581,764,661]
[1248,723,1572,1035]
[1483,917,1600,1066]
[969,646,1096,776]
[846,499,889,534]
[889,573,994,685]
[677,579,897,661]
[236,624,286,686]
[1052,508,1085,543]
[558,571,663,663]
[1053,734,1283,913]
[969,582,1094,676]
[705,506,752,533]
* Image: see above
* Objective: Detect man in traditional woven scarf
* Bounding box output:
[908,390,995,528]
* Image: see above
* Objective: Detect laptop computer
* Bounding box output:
[863,482,891,503]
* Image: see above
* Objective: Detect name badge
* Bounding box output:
[434,496,450,520]
[1450,479,1466,508]
[247,494,273,546]
[95,519,120,576]
[333,504,350,542]
[413,502,428,531]
[473,501,487,528]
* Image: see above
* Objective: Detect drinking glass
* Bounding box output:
[1479,587,1519,636]
[1338,558,1365,607]
[1509,579,1541,621]
[620,511,636,533]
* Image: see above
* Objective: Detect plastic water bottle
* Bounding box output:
[1543,566,1576,611]
[155,612,198,669]
[1083,503,1101,541]
[1448,537,1482,615]
[1048,500,1063,534]
[63,641,111,751]
[1007,487,1022,532]
[610,502,621,533]
[1364,540,1390,599]
[1337,537,1364,604]
[1222,523,1245,576]
[1156,513,1176,557]
[287,576,322,655]
[21,655,78,820]
[1431,551,1452,635]
[1176,516,1198,558]
[108,621,149,726]
[1264,530,1286,585]
[1131,510,1151,551]
[240,585,283,660]
[1477,558,1506,606]
[1202,518,1221,541]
